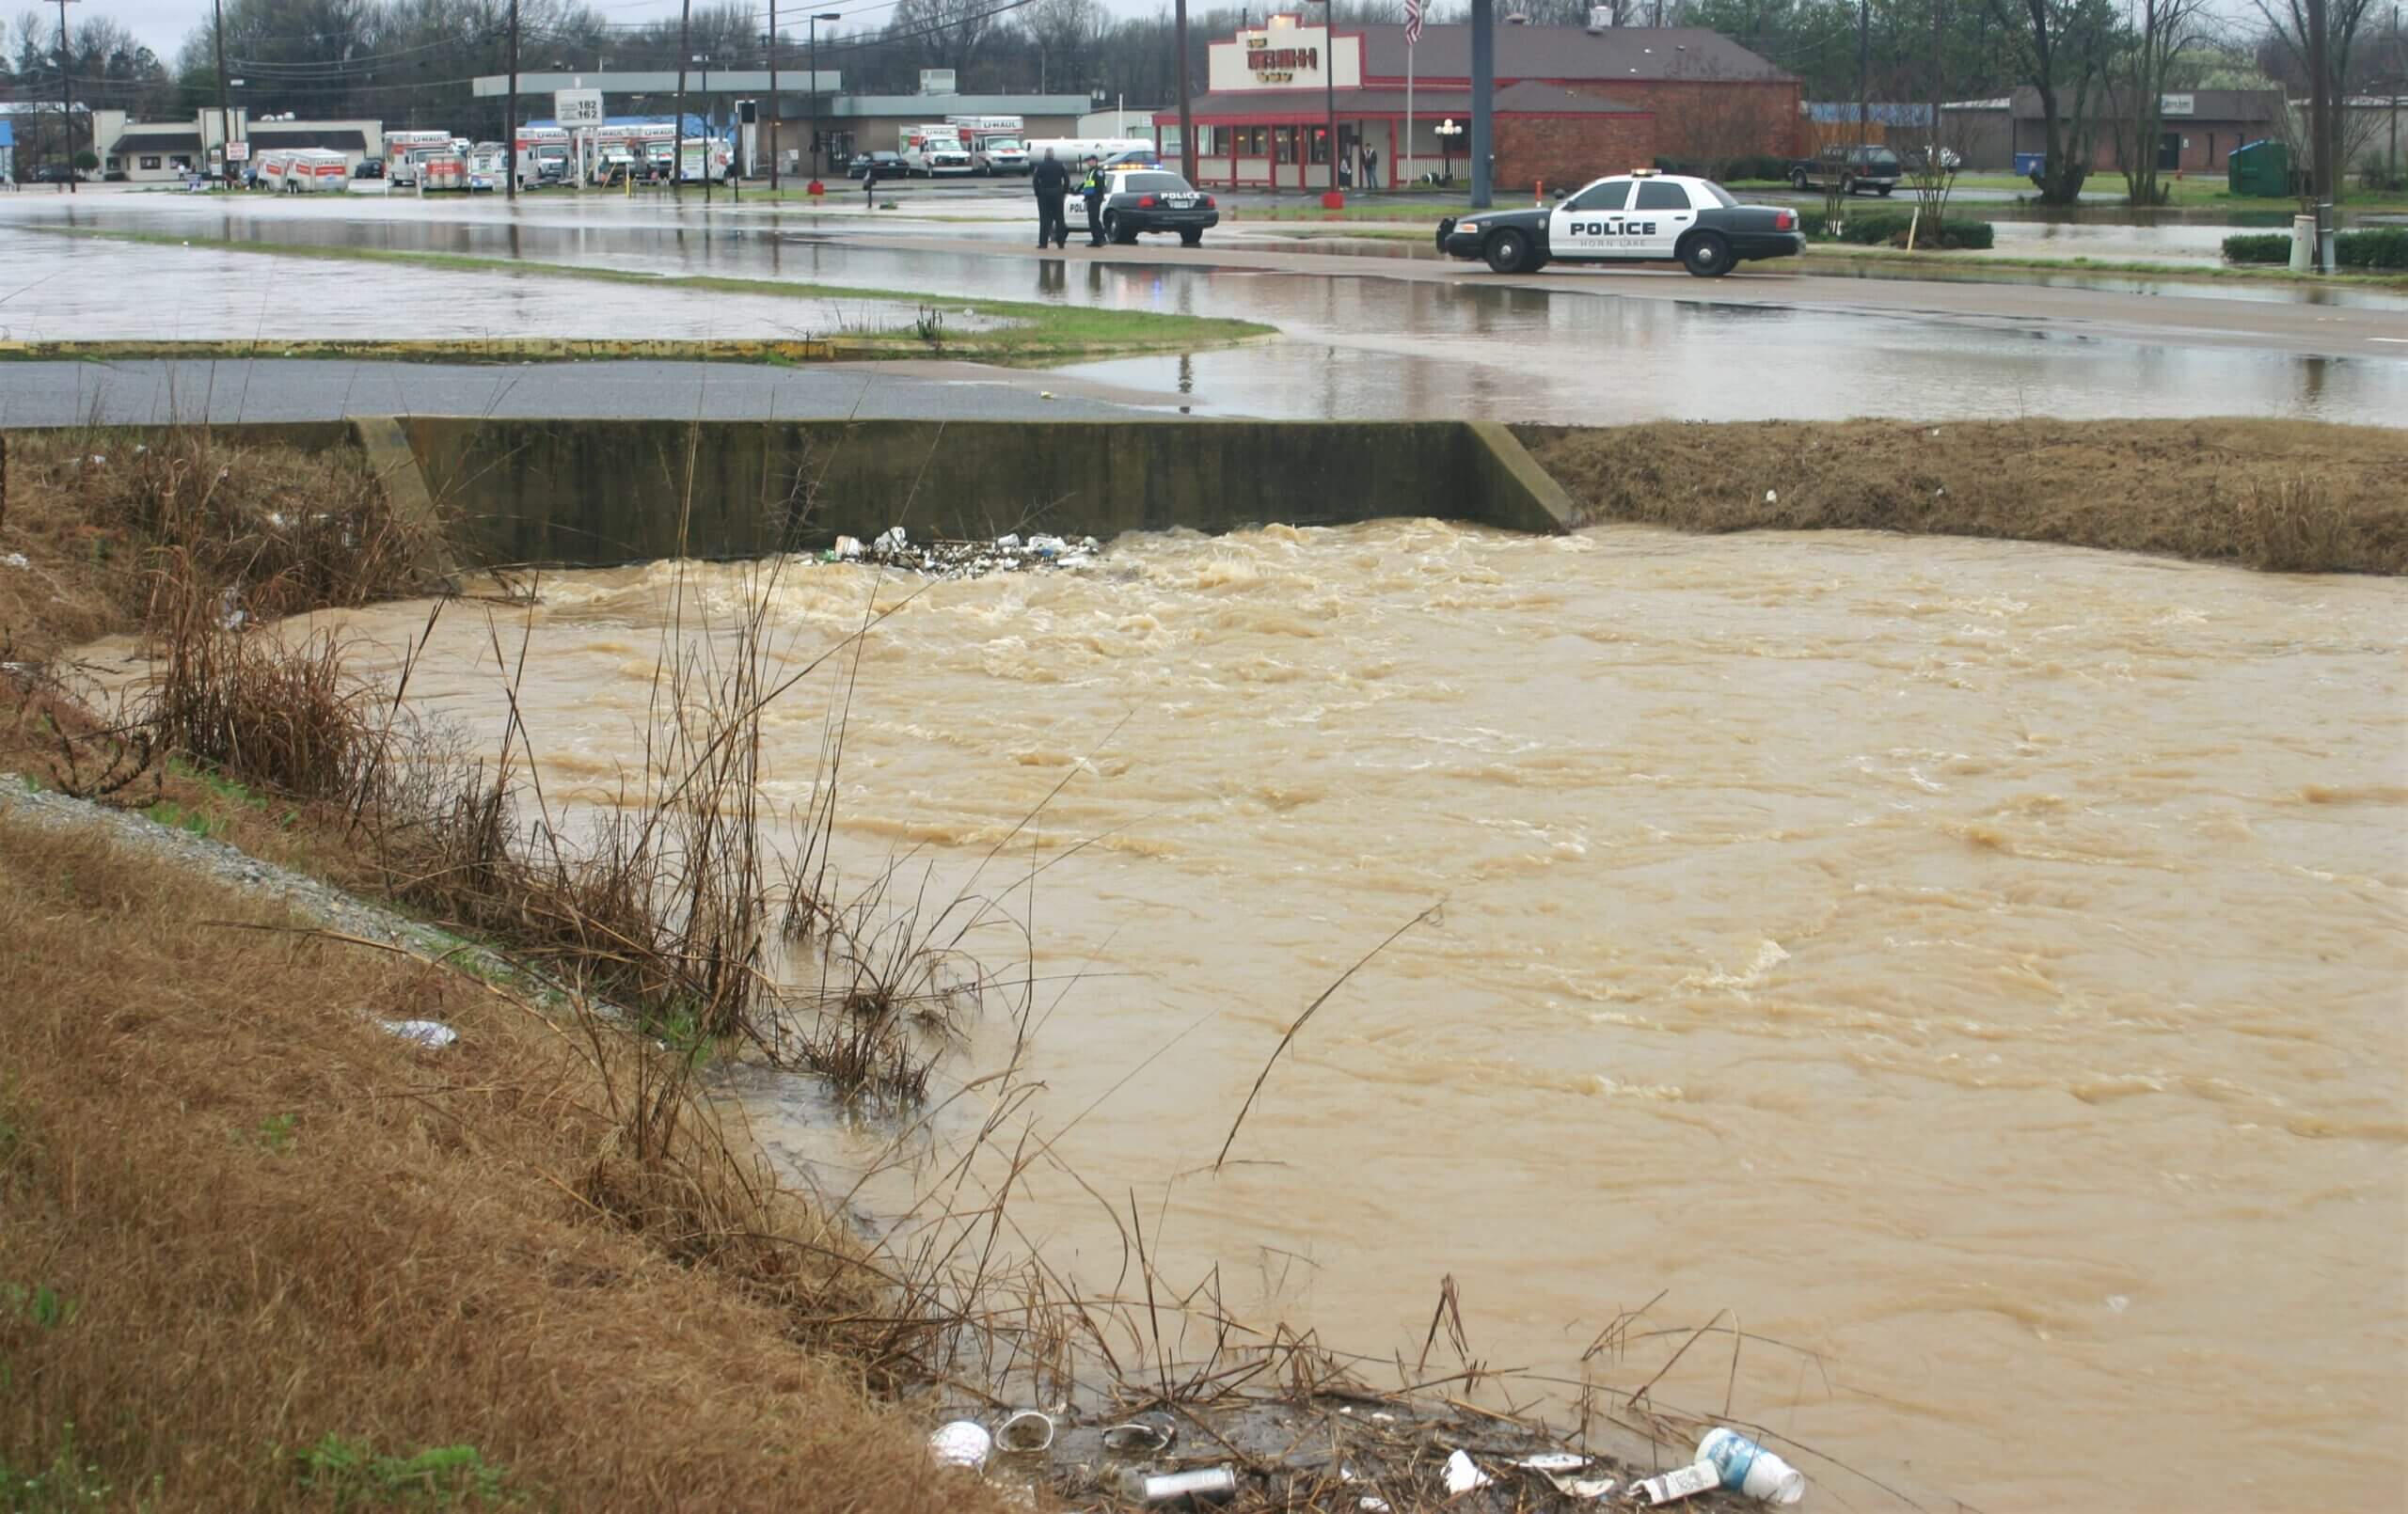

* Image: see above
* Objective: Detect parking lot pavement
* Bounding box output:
[0,358,1161,427]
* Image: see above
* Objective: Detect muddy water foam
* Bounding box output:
[305,522,2407,1511]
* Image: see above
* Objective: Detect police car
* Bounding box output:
[1070,167,1220,246]
[1437,169,1804,277]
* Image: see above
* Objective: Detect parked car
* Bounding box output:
[1069,167,1218,246]
[353,157,385,179]
[1896,145,1960,173]
[848,150,907,181]
[1438,169,1804,278]
[1788,144,1904,196]
[30,164,82,184]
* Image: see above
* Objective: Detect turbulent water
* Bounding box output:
[308,521,2405,1511]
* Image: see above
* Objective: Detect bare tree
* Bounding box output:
[2108,0,2209,204]
[1022,0,1107,94]
[2253,0,2378,203]
[889,0,997,76]
[1986,0,2120,201]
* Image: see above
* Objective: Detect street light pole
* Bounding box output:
[1316,0,1338,201]
[212,0,232,188]
[768,0,779,193]
[505,0,518,199]
[698,55,713,206]
[673,0,691,197]
[55,0,81,193]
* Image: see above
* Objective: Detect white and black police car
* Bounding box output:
[1437,169,1804,277]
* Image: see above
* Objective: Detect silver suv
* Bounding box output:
[1789,144,1903,197]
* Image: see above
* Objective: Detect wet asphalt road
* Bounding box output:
[2,188,2402,426]
[0,357,1154,428]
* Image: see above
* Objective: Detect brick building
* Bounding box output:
[1942,87,2281,174]
[1158,15,1797,191]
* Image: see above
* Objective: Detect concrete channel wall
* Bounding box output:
[392,418,1575,565]
[10,418,1577,565]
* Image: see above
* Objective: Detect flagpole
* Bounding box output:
[1405,31,1415,184]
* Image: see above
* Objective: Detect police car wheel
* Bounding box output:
[1877,184,1893,196]
[1484,229,1533,274]
[1680,232,1732,278]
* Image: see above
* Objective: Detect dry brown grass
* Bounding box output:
[0,813,1006,1512]
[1514,418,2408,574]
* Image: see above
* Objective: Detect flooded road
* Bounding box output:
[299,523,2408,1513]
[7,193,2403,426]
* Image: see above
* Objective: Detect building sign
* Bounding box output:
[1207,23,1361,93]
[1248,44,1319,83]
[223,139,250,160]
[2160,93,2194,116]
[556,88,603,126]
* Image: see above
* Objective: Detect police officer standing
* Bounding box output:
[1031,148,1069,248]
[1080,155,1108,246]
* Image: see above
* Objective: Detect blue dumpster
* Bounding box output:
[2012,151,2046,181]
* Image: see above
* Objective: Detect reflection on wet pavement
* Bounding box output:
[4,192,2402,426]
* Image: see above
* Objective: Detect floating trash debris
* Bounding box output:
[996,1410,1057,1453]
[928,1420,992,1470]
[380,1019,458,1049]
[1441,1449,1492,1494]
[815,528,1104,581]
[1101,1413,1178,1454]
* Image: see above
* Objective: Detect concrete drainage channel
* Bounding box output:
[46,418,1577,569]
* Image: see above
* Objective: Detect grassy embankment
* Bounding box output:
[8,226,1275,364]
[1517,418,2408,575]
[0,429,1031,1510]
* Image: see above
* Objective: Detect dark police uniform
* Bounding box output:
[1031,154,1070,247]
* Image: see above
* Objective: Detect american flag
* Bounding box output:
[1404,0,1423,46]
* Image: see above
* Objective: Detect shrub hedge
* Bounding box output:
[2223,227,2408,269]
[1798,208,1995,249]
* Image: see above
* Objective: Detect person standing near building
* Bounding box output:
[1032,147,1069,247]
[1362,145,1379,190]
[1080,155,1107,246]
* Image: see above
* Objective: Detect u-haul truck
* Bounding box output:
[385,129,452,186]
[898,125,974,177]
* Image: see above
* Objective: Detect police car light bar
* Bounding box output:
[1630,167,1658,177]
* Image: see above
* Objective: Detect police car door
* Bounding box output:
[1629,177,1697,260]
[1549,178,1632,259]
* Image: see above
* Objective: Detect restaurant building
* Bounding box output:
[1157,16,1799,191]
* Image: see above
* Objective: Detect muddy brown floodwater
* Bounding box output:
[298,521,2404,1511]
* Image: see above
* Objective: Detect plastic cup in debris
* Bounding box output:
[1634,1463,1720,1506]
[995,1410,1055,1453]
[831,534,863,560]
[1698,1427,1806,1506]
[873,526,908,553]
[1117,1465,1237,1504]
[928,1420,991,1471]
[380,1019,458,1049]
[1442,1449,1492,1494]
[994,532,1022,550]
[1101,1413,1178,1454]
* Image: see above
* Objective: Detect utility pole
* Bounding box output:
[1470,0,1492,208]
[673,0,691,198]
[213,0,232,187]
[1176,0,1196,183]
[808,12,838,186]
[1857,0,1869,152]
[1321,0,1338,200]
[699,55,714,206]
[2306,0,2333,268]
[55,0,81,193]
[504,0,519,199]
[768,0,780,192]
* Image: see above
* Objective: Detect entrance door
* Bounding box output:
[2157,132,2181,171]
[1630,177,1698,259]
[1549,177,1633,257]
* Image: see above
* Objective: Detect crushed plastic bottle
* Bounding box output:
[1698,1427,1806,1506]
[380,1019,458,1049]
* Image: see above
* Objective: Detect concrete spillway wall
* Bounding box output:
[8,418,1576,567]
[397,418,1575,566]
